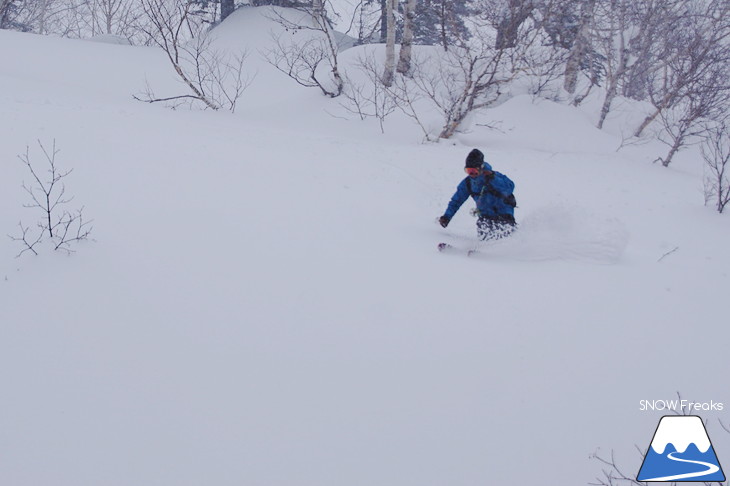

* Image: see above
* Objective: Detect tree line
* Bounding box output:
[2,0,729,210]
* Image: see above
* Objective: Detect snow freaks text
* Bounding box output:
[640,400,724,412]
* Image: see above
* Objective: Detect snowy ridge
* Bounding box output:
[651,416,712,454]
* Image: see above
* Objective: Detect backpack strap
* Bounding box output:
[466,173,516,207]
[465,177,475,196]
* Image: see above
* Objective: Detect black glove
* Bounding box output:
[438,216,450,228]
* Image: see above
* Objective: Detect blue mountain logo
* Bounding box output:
[637,416,725,482]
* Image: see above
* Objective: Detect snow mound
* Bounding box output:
[88,34,131,45]
[466,95,620,154]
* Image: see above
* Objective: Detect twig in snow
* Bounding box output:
[657,246,679,262]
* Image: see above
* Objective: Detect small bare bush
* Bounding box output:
[136,0,253,112]
[341,52,397,133]
[263,2,345,98]
[9,140,93,257]
[702,121,730,213]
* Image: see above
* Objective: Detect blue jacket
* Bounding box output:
[444,163,515,220]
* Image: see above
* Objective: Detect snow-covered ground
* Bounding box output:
[1,7,729,486]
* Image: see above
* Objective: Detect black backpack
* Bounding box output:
[465,173,517,208]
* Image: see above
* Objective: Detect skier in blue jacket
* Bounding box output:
[438,149,517,241]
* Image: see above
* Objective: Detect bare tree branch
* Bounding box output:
[10,139,93,257]
[264,2,345,98]
[136,0,252,112]
[702,120,730,213]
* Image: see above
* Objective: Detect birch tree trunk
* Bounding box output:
[381,0,397,86]
[596,1,629,129]
[564,0,596,94]
[597,46,628,129]
[397,0,415,75]
[312,0,344,97]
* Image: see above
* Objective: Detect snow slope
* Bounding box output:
[1,7,729,486]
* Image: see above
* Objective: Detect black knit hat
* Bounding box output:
[465,149,484,168]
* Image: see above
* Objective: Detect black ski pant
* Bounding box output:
[477,216,516,242]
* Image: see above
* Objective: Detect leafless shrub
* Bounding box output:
[340,53,397,133]
[342,40,516,141]
[634,0,730,139]
[508,24,568,102]
[265,33,341,97]
[263,2,344,98]
[399,2,559,140]
[380,57,434,141]
[8,140,93,257]
[702,121,730,213]
[642,2,730,166]
[413,40,516,139]
[135,0,252,112]
[86,0,141,38]
[176,33,254,113]
[589,448,645,486]
[654,91,727,167]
